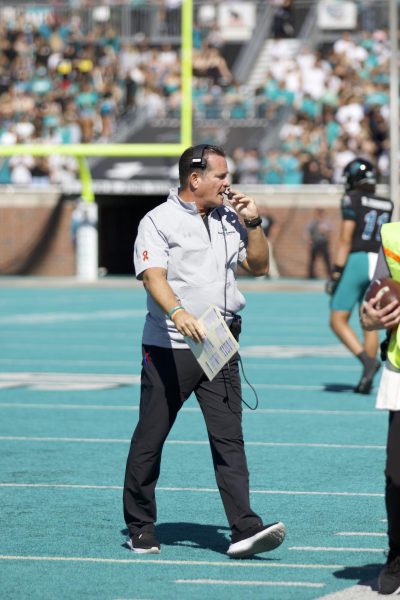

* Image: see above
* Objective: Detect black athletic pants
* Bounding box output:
[386,411,400,555]
[308,241,331,279]
[123,345,262,537]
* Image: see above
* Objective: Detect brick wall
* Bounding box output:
[258,205,342,278]
[251,183,389,278]
[0,185,390,278]
[0,191,76,276]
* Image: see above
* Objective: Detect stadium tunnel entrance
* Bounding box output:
[97,195,164,276]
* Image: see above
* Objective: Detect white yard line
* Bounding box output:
[0,483,384,497]
[0,310,145,324]
[290,547,384,553]
[335,533,386,537]
[0,436,385,449]
[175,579,324,588]
[0,403,382,416]
[0,555,343,569]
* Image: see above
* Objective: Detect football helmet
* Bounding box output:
[343,158,376,191]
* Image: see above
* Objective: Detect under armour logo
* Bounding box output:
[142,250,149,261]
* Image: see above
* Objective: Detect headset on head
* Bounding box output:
[190,144,210,170]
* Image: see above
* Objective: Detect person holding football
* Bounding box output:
[326,158,393,393]
[361,222,400,594]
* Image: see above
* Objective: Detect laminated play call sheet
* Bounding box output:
[185,305,239,380]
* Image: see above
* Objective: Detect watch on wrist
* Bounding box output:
[243,216,262,228]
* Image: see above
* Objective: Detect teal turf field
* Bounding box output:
[0,281,388,599]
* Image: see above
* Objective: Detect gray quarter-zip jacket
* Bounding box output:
[134,188,248,348]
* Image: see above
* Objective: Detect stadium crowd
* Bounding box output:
[230,29,390,185]
[0,3,391,187]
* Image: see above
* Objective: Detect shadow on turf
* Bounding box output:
[121,524,278,559]
[323,383,355,393]
[332,563,382,591]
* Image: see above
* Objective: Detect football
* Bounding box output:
[364,277,400,309]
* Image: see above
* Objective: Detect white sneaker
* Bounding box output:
[227,522,285,559]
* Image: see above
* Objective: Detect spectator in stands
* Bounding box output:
[323,109,341,149]
[302,156,327,184]
[99,91,116,141]
[195,79,222,120]
[193,43,232,87]
[336,93,365,137]
[296,44,316,73]
[234,148,261,184]
[31,157,50,186]
[301,53,329,101]
[333,32,356,61]
[261,149,284,184]
[231,147,245,184]
[141,84,166,119]
[225,80,251,119]
[331,138,356,184]
[153,0,182,37]
[272,0,295,39]
[9,153,34,184]
[76,80,99,142]
[280,151,303,184]
[368,106,389,158]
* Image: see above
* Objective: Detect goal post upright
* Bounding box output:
[180,0,193,149]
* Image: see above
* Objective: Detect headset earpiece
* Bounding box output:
[190,144,209,169]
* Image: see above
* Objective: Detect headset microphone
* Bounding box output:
[223,188,234,200]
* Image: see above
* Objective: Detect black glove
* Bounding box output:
[326,278,338,295]
[325,266,344,296]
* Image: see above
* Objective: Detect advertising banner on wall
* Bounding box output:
[198,2,256,41]
[317,1,358,30]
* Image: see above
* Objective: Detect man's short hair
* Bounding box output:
[179,144,225,188]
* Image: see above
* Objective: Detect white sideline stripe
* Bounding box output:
[0,309,145,324]
[0,483,384,497]
[255,384,324,390]
[0,555,342,569]
[0,483,122,490]
[335,533,386,537]
[0,372,140,384]
[0,371,322,390]
[0,384,27,390]
[290,547,384,553]
[0,436,386,450]
[0,403,383,417]
[0,359,320,369]
[0,360,135,367]
[0,403,143,411]
[246,364,359,371]
[175,579,324,588]
[0,358,361,370]
[241,345,349,358]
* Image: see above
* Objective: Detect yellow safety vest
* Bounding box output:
[381,223,400,368]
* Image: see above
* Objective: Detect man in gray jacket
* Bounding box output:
[123,144,285,558]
